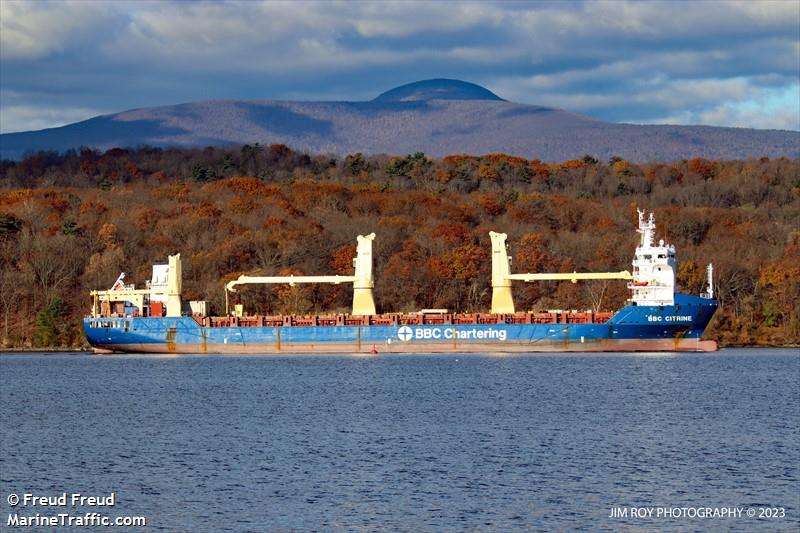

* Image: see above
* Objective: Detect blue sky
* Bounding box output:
[1,0,798,133]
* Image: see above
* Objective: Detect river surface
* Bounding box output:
[1,348,798,532]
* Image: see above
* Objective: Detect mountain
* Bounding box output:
[373,78,505,102]
[1,79,798,161]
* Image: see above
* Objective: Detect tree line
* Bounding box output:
[1,145,798,348]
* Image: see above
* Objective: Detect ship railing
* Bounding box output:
[197,310,617,328]
[594,312,613,324]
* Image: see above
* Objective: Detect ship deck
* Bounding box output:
[191,310,615,328]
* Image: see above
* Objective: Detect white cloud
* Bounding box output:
[0,1,109,59]
[0,104,103,134]
[638,84,800,130]
[95,1,512,73]
[494,68,757,110]
[578,0,799,40]
[492,71,800,131]
[644,106,799,131]
[97,2,349,73]
[697,105,799,131]
[348,1,502,38]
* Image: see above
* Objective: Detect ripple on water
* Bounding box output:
[0,349,798,532]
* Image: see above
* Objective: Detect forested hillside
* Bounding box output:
[1,145,798,348]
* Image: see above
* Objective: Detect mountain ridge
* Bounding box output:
[1,79,798,161]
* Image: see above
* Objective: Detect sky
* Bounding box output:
[1,0,799,134]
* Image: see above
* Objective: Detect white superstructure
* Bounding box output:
[147,264,169,304]
[628,210,676,306]
[89,254,182,317]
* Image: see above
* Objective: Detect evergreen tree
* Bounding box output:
[34,297,66,347]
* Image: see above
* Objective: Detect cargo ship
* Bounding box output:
[84,210,718,354]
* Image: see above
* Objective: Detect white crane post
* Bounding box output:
[351,233,376,316]
[490,231,515,314]
[166,253,182,317]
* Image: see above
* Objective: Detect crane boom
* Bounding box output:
[490,231,632,314]
[507,271,632,283]
[225,233,376,316]
[226,275,357,293]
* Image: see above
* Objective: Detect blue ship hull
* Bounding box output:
[84,294,718,354]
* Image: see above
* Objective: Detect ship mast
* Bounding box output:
[702,263,714,299]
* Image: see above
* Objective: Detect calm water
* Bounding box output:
[1,348,798,532]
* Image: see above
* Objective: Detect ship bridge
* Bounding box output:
[628,209,676,306]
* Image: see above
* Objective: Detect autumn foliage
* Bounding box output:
[1,145,798,348]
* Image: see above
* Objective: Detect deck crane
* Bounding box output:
[489,231,632,314]
[224,233,376,316]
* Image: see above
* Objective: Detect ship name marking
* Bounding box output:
[646,315,693,322]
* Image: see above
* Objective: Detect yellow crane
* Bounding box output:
[489,232,631,314]
[225,233,376,316]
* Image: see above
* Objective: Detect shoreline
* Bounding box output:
[1,347,91,353]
